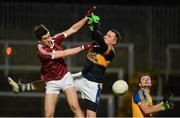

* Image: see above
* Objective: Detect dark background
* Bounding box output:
[0,0,180,117]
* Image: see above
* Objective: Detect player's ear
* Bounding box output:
[139,83,142,87]
[38,40,41,43]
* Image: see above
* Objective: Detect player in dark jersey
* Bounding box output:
[73,13,122,117]
[8,7,95,117]
[132,73,174,117]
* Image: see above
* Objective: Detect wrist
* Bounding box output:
[161,101,170,111]
[160,102,165,111]
[80,45,84,50]
[85,16,88,19]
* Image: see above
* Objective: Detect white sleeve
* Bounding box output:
[51,50,56,59]
[63,32,67,38]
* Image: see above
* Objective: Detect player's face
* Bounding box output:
[41,32,52,47]
[104,31,117,46]
[140,76,152,88]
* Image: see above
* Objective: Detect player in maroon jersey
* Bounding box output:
[34,24,93,117]
[8,7,95,117]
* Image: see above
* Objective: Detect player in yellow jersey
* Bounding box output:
[132,73,174,117]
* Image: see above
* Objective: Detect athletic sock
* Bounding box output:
[19,83,33,92]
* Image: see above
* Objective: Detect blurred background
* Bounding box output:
[0,0,180,117]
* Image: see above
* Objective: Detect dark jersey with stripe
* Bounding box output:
[82,30,115,83]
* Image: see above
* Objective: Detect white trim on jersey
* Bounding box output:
[51,50,56,59]
[38,44,53,58]
[63,32,67,38]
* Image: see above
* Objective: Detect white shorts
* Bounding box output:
[74,74,101,104]
[45,72,74,94]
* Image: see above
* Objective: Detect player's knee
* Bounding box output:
[69,103,80,112]
[69,103,84,117]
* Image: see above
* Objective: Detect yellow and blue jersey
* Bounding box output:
[132,89,153,117]
[82,30,115,83]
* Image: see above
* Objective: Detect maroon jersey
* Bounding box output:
[37,33,68,81]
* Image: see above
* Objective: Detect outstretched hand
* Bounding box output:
[162,101,174,111]
[162,93,175,111]
[87,13,100,31]
[163,93,174,103]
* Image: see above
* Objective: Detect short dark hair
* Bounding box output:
[110,29,122,44]
[33,24,48,40]
[138,73,150,83]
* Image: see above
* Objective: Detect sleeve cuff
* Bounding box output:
[51,50,56,59]
[63,32,67,38]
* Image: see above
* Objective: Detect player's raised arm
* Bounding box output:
[62,17,88,37]
[54,6,95,38]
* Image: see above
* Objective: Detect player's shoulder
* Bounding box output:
[37,43,52,56]
[133,90,142,103]
[133,90,139,98]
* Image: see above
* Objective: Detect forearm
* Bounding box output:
[64,17,88,37]
[71,17,88,32]
[142,102,164,114]
[92,29,103,42]
[53,47,82,59]
[149,102,164,113]
[92,30,108,51]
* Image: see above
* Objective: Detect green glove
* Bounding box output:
[87,13,100,31]
[88,13,100,24]
[162,101,174,111]
[161,93,175,111]
[163,93,174,103]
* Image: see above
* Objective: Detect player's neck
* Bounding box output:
[141,87,150,94]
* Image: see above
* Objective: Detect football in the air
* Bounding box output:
[112,80,128,95]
